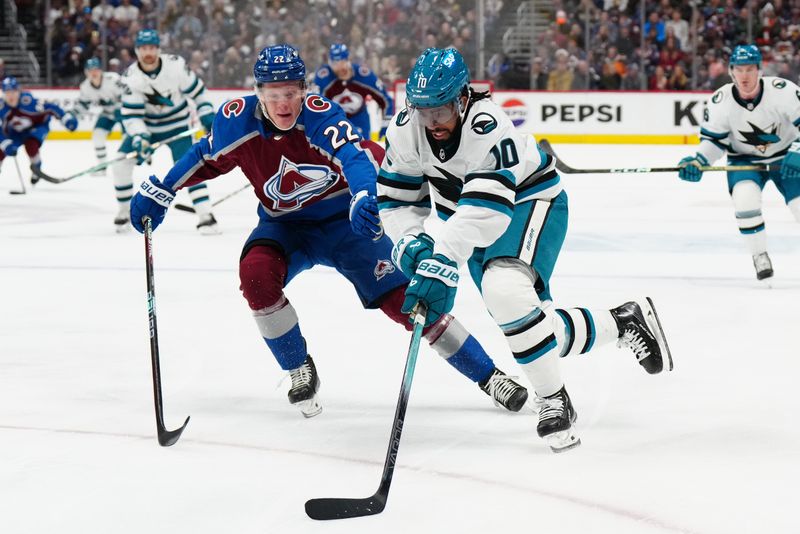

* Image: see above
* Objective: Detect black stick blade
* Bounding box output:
[305,495,386,520]
[9,190,26,195]
[157,415,190,447]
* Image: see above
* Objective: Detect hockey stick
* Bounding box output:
[172,182,252,213]
[538,139,781,174]
[143,216,190,447]
[305,303,427,520]
[32,127,201,185]
[8,157,27,195]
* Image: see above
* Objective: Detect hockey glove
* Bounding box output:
[0,139,19,157]
[677,153,709,182]
[130,175,175,233]
[401,254,459,326]
[62,113,78,132]
[391,233,434,278]
[349,190,383,240]
[780,142,800,182]
[131,133,153,165]
[200,112,214,133]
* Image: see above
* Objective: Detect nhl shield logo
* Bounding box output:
[374,259,396,281]
[263,156,339,212]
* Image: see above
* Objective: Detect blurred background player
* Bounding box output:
[70,57,124,177]
[678,44,800,282]
[128,44,530,418]
[114,29,218,234]
[378,48,673,453]
[313,43,394,139]
[0,76,77,181]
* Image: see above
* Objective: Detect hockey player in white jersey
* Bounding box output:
[678,44,800,281]
[377,48,673,453]
[114,29,218,233]
[71,58,123,177]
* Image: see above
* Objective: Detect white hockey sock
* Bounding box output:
[187,183,212,218]
[482,259,563,398]
[112,159,135,204]
[553,308,619,357]
[731,180,767,255]
[92,128,108,163]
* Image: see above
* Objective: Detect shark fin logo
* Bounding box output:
[263,156,339,212]
[737,121,780,153]
[471,112,498,135]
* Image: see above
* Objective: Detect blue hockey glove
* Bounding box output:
[131,133,153,165]
[62,113,78,132]
[781,142,800,181]
[401,254,460,326]
[349,190,383,240]
[200,112,214,133]
[677,153,709,182]
[130,175,175,233]
[0,139,19,156]
[391,233,435,278]
[379,117,391,140]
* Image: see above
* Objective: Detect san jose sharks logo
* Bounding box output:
[263,156,339,212]
[738,121,780,153]
[144,86,174,107]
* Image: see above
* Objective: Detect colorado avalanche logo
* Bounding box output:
[374,259,396,281]
[222,98,246,118]
[263,156,339,212]
[305,95,332,113]
[333,88,365,115]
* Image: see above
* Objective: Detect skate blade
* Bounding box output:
[643,297,673,372]
[297,396,322,418]
[544,429,581,453]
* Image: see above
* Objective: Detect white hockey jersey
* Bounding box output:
[119,54,214,137]
[698,76,800,164]
[378,96,560,265]
[74,72,123,119]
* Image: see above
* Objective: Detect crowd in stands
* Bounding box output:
[490,0,800,91]
[42,0,498,88]
[34,0,800,91]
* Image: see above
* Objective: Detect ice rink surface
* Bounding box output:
[1,141,798,534]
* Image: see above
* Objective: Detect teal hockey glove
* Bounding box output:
[781,142,800,181]
[677,153,709,182]
[391,233,434,278]
[402,254,459,326]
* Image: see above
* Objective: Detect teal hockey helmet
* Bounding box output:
[729,45,762,68]
[406,47,470,109]
[135,29,160,48]
[84,57,102,71]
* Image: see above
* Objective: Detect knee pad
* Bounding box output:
[91,128,108,149]
[482,258,540,324]
[731,180,762,211]
[23,138,41,158]
[239,245,288,310]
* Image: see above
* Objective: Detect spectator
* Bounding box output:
[530,57,548,90]
[666,10,690,52]
[620,62,645,90]
[644,11,666,44]
[649,65,669,91]
[570,59,591,90]
[114,0,139,25]
[599,60,622,90]
[547,49,574,90]
[668,63,690,90]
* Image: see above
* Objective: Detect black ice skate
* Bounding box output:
[288,355,322,418]
[536,386,580,453]
[611,298,673,374]
[196,213,220,235]
[752,252,773,281]
[30,163,41,185]
[479,368,529,412]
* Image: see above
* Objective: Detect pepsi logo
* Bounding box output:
[501,98,527,127]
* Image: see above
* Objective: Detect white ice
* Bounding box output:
[1,141,798,534]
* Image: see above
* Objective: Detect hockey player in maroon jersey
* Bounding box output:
[128,44,529,418]
[0,76,78,182]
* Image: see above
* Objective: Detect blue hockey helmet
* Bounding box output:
[84,57,102,71]
[135,29,160,48]
[730,45,762,68]
[406,47,470,109]
[253,44,306,84]
[329,43,349,62]
[1,76,19,92]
